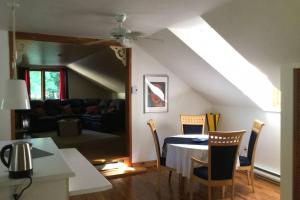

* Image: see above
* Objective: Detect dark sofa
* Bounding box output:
[25,98,125,133]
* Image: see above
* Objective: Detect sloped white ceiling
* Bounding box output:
[137,0,300,108]
[203,0,300,89]
[1,0,299,108]
[136,29,257,107]
[0,0,228,38]
[67,48,126,93]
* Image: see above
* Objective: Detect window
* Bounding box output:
[29,70,60,100]
[29,71,42,100]
[45,71,60,99]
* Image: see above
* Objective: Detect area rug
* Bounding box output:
[32,129,120,148]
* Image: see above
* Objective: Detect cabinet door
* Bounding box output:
[0,178,69,200]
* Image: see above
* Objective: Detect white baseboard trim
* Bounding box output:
[254,166,280,183]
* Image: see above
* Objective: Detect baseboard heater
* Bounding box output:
[254,166,280,183]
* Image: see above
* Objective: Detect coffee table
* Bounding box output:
[57,118,82,137]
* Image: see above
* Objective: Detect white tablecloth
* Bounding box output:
[165,134,240,178]
[166,143,208,178]
[169,134,205,139]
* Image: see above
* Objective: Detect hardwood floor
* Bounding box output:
[70,168,280,200]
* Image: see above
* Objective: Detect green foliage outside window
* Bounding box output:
[29,70,60,100]
[45,71,60,99]
[29,71,42,100]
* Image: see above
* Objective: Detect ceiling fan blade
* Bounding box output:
[126,31,144,39]
[83,39,119,46]
[139,37,164,43]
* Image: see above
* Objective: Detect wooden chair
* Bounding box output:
[147,119,173,183]
[206,113,221,132]
[237,120,265,192]
[180,114,206,134]
[189,130,245,200]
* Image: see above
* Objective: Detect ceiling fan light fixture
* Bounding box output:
[118,36,131,48]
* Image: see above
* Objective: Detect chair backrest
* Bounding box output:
[206,113,221,132]
[180,114,206,134]
[208,130,245,181]
[247,120,265,165]
[147,119,161,167]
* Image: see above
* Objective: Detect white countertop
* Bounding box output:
[60,148,112,196]
[0,137,75,187]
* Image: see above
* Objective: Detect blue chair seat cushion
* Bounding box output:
[193,166,208,180]
[239,156,251,166]
[160,157,166,166]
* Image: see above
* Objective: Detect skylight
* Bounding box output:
[169,17,280,112]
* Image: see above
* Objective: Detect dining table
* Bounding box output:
[163,134,240,179]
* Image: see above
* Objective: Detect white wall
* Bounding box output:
[131,44,212,163]
[281,64,296,200]
[213,105,280,175]
[0,30,11,139]
[68,69,114,99]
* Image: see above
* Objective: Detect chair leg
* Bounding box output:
[208,186,212,200]
[156,167,161,192]
[179,174,182,186]
[231,184,235,200]
[222,186,226,198]
[189,177,194,200]
[168,170,172,183]
[247,170,251,185]
[250,170,255,192]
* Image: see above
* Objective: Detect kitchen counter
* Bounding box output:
[0,137,75,186]
[0,137,74,200]
[60,148,112,196]
[0,137,112,200]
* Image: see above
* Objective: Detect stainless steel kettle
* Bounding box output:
[0,141,33,178]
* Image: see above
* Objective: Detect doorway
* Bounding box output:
[9,32,132,165]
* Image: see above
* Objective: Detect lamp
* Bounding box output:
[1,0,30,111]
[1,80,30,110]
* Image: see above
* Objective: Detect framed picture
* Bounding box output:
[144,74,168,113]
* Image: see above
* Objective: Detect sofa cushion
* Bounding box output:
[107,106,116,113]
[30,100,44,108]
[61,104,73,115]
[61,99,72,106]
[109,99,125,111]
[31,107,47,117]
[56,114,81,121]
[86,105,99,114]
[68,99,84,106]
[98,99,111,113]
[67,99,84,114]
[44,99,62,116]
[72,107,84,114]
[83,99,101,107]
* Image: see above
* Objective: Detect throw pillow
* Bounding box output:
[86,105,99,114]
[61,104,73,115]
[31,107,47,117]
[107,106,116,113]
[72,106,83,114]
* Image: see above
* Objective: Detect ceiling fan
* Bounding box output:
[86,14,161,47]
